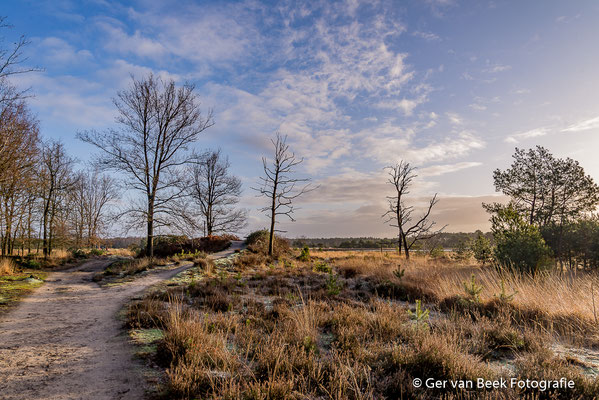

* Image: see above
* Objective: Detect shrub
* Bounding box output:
[89,248,105,256]
[428,245,445,258]
[312,261,332,273]
[144,235,231,257]
[245,229,290,257]
[491,203,553,274]
[452,240,472,261]
[297,245,310,262]
[71,248,87,258]
[20,258,41,269]
[326,272,342,296]
[470,234,493,265]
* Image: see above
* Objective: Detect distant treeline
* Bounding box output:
[291,231,493,249]
[105,237,143,249]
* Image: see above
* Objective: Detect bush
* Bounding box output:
[470,234,493,265]
[89,248,105,256]
[491,203,553,274]
[452,240,472,261]
[297,245,310,262]
[245,229,290,257]
[143,235,231,257]
[20,258,41,269]
[71,248,87,258]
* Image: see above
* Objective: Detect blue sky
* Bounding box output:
[3,0,599,236]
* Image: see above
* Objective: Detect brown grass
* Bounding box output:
[126,249,599,399]
[105,248,136,257]
[0,258,16,275]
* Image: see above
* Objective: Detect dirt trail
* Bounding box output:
[0,241,244,400]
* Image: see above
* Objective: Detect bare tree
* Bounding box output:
[78,74,213,258]
[0,101,38,255]
[0,16,41,108]
[189,150,247,236]
[253,133,315,256]
[38,140,77,258]
[383,161,445,259]
[70,169,118,247]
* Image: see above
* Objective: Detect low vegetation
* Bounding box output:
[126,247,599,399]
[0,257,47,313]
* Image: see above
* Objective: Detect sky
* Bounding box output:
[3,0,599,237]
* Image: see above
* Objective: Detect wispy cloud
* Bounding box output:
[505,127,549,143]
[412,30,441,41]
[485,64,511,73]
[446,112,463,125]
[469,103,487,111]
[420,161,482,177]
[562,116,599,132]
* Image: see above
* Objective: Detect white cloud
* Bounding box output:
[505,127,549,143]
[38,37,93,65]
[469,103,487,111]
[562,116,599,132]
[485,64,511,73]
[420,161,482,177]
[96,20,167,59]
[412,30,441,41]
[446,112,463,125]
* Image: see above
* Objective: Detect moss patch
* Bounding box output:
[0,270,48,313]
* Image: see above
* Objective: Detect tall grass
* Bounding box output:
[0,258,16,275]
[435,267,599,322]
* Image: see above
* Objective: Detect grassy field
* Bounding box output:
[126,249,599,399]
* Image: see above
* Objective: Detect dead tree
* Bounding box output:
[383,161,445,259]
[78,74,213,257]
[190,150,247,236]
[253,133,314,256]
[382,161,415,255]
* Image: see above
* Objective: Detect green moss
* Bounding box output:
[130,328,165,358]
[0,270,47,312]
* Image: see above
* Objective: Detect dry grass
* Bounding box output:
[0,258,16,275]
[93,257,168,283]
[105,248,136,257]
[126,249,599,399]
[315,250,599,334]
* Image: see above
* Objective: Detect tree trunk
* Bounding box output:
[401,231,410,259]
[268,195,276,257]
[268,210,275,257]
[146,198,154,258]
[42,211,49,258]
[268,178,278,257]
[397,230,402,255]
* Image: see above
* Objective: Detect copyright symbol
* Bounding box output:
[413,378,422,388]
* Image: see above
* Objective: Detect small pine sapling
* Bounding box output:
[326,272,342,296]
[297,245,311,262]
[463,273,483,303]
[495,279,517,303]
[408,299,430,329]
[393,264,405,280]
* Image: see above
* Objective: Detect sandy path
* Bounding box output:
[0,241,244,400]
